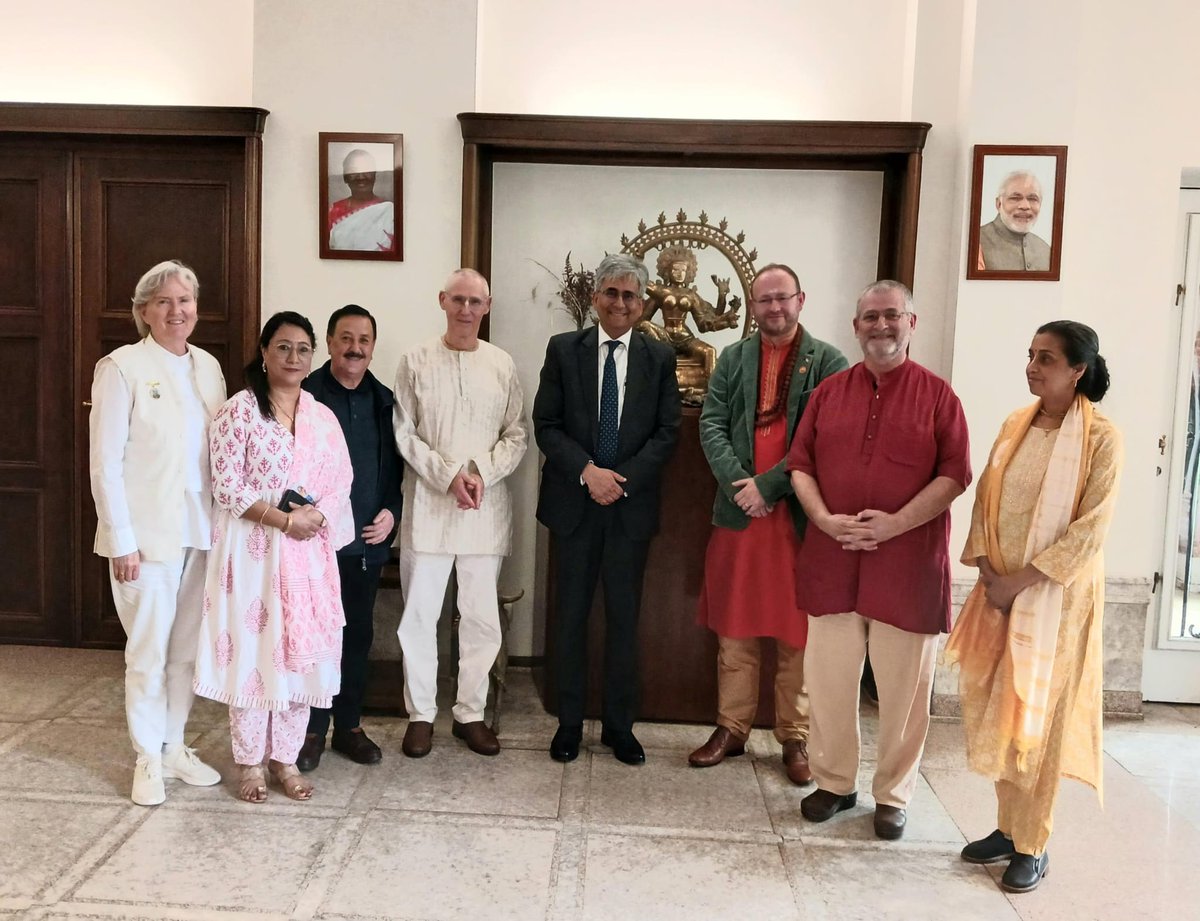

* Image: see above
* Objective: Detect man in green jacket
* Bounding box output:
[690,263,848,785]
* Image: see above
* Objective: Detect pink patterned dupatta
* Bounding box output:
[277,392,354,673]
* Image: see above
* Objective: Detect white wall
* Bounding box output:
[253,0,477,384]
[1,0,253,104]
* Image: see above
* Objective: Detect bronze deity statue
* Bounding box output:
[638,245,741,404]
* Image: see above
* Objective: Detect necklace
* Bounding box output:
[1038,408,1067,418]
[442,335,478,352]
[270,396,299,426]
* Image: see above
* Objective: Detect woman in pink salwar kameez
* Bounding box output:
[195,311,353,803]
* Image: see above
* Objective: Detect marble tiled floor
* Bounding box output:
[2,645,1199,921]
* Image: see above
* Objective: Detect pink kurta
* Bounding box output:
[194,389,354,710]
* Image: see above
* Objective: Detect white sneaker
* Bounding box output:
[132,755,166,806]
[162,744,221,787]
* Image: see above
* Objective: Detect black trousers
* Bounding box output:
[308,556,382,737]
[553,503,650,731]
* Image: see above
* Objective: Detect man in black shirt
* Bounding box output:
[298,304,403,770]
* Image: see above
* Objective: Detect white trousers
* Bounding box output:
[804,612,939,808]
[398,549,502,723]
[109,548,207,758]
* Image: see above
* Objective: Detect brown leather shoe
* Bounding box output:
[296,733,325,773]
[801,787,857,822]
[688,726,747,767]
[452,719,501,756]
[402,720,433,758]
[781,739,813,785]
[874,804,907,840]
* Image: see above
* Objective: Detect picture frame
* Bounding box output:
[319,132,403,261]
[966,145,1066,281]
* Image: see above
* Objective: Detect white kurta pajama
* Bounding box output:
[194,389,354,764]
[393,337,529,723]
[89,336,226,759]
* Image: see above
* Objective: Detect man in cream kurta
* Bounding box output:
[393,269,529,757]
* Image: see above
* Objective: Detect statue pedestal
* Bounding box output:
[538,407,780,725]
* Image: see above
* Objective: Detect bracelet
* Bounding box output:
[283,513,292,535]
[257,505,270,526]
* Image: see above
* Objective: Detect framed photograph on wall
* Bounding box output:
[966,145,1066,281]
[319,132,403,261]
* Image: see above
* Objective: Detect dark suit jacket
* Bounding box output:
[533,326,681,541]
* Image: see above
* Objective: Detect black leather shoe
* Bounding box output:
[296,733,325,773]
[873,804,907,840]
[331,727,383,765]
[1000,851,1049,893]
[550,724,583,763]
[600,726,645,765]
[800,787,858,822]
[961,829,1016,864]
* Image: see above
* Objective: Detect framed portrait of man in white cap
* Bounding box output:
[319,132,403,261]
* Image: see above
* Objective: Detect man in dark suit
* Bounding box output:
[533,253,681,765]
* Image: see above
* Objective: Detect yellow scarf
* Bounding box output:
[944,396,1093,775]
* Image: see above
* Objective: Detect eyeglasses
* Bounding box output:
[857,310,911,325]
[599,287,642,306]
[751,292,801,307]
[446,295,488,309]
[271,342,314,359]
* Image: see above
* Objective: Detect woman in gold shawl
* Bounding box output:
[944,320,1121,893]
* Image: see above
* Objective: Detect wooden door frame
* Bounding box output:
[457,113,931,339]
[0,103,268,646]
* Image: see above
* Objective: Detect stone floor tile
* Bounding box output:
[1139,774,1200,831]
[3,720,137,799]
[790,842,1021,921]
[1102,729,1200,778]
[0,801,125,900]
[582,832,798,921]
[586,750,774,837]
[75,808,338,913]
[378,745,563,819]
[320,813,557,920]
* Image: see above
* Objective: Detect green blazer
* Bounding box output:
[699,328,848,534]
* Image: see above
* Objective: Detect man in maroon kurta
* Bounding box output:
[786,280,971,841]
[691,264,847,784]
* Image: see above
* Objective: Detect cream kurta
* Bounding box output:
[393,337,529,555]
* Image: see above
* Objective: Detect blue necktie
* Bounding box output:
[596,340,619,468]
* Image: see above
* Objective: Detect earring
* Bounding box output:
[262,362,266,372]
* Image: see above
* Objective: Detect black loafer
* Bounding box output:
[961,829,1016,864]
[1000,851,1049,893]
[296,733,325,773]
[873,804,907,840]
[331,727,383,765]
[800,788,858,822]
[550,724,583,762]
[600,726,645,765]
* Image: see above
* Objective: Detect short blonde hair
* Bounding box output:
[131,260,199,337]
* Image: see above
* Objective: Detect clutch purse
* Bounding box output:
[276,488,314,512]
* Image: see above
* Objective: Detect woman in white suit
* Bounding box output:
[89,260,227,805]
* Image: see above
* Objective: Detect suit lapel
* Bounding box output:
[739,334,760,452]
[619,333,651,458]
[785,326,816,440]
[578,326,600,449]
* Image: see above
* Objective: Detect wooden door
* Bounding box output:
[0,148,74,643]
[76,138,254,646]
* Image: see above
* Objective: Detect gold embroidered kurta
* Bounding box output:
[956,411,1122,798]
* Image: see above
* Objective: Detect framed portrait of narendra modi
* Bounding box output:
[319,132,403,261]
[966,145,1066,281]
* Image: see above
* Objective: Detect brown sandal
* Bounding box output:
[269,760,313,800]
[238,764,268,804]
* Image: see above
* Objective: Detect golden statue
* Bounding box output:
[639,245,741,403]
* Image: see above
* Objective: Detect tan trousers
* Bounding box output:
[716,636,809,742]
[804,612,939,807]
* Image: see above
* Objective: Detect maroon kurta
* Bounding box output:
[698,338,807,647]
[785,360,971,634]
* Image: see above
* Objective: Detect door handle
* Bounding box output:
[82,401,92,407]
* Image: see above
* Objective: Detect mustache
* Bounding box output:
[342,352,367,360]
